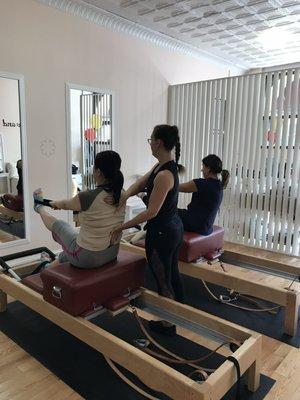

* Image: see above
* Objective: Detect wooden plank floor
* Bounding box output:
[0,298,300,399]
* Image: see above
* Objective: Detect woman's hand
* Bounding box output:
[110,224,123,245]
[49,201,61,210]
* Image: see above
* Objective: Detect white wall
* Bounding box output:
[0,77,21,166]
[0,0,245,254]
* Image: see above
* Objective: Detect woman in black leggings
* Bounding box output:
[111,125,184,335]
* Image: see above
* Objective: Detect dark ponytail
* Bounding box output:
[202,154,230,189]
[94,151,124,204]
[153,124,184,173]
[220,170,230,189]
[175,138,184,173]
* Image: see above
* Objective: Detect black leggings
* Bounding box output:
[178,208,209,235]
[145,216,184,303]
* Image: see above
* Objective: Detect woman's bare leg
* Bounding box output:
[37,206,57,232]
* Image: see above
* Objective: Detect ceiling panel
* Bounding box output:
[76,0,300,67]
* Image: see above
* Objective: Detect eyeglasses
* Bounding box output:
[147,138,152,144]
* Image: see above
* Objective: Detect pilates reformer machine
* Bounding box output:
[121,226,300,337]
[0,247,261,400]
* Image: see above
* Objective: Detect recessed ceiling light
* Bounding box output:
[256,27,294,50]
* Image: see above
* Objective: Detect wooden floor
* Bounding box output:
[1,297,300,400]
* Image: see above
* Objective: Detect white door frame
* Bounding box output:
[65,83,115,223]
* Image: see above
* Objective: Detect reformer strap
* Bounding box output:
[30,260,51,275]
[34,198,53,208]
[227,356,241,400]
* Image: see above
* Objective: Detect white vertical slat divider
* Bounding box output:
[82,94,85,189]
[272,72,286,250]
[175,85,183,206]
[192,83,203,183]
[168,86,175,126]
[104,94,106,150]
[257,73,272,248]
[183,84,193,207]
[86,95,89,188]
[216,82,225,227]
[249,74,264,245]
[180,84,189,207]
[168,68,300,256]
[225,78,242,240]
[208,81,215,154]
[181,84,189,180]
[171,85,178,127]
[279,69,293,251]
[105,94,107,149]
[83,94,87,189]
[285,69,299,253]
[175,85,182,129]
[243,75,256,244]
[203,81,212,157]
[103,93,106,150]
[232,76,245,241]
[214,79,225,227]
[183,84,194,206]
[291,74,300,255]
[222,78,235,235]
[294,180,300,256]
[211,80,218,154]
[199,81,207,163]
[105,93,108,150]
[100,94,102,152]
[109,93,112,149]
[177,84,185,208]
[218,78,231,230]
[215,79,222,154]
[218,79,226,158]
[266,72,279,249]
[275,71,289,252]
[189,83,198,183]
[235,76,249,243]
[213,79,220,155]
[80,94,84,189]
[95,94,99,155]
[88,94,92,188]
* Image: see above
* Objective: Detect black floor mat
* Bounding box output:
[144,268,300,347]
[0,301,274,400]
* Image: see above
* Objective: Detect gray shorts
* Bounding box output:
[52,220,119,269]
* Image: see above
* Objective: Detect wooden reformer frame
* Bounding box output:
[121,235,300,337]
[0,261,261,400]
[223,241,300,278]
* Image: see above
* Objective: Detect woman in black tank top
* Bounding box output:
[111,125,184,336]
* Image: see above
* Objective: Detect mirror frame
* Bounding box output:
[0,71,30,249]
[65,83,114,225]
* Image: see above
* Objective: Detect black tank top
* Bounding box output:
[145,160,179,226]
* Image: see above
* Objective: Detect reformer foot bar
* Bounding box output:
[121,232,300,337]
[0,249,261,400]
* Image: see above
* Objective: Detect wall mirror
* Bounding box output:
[0,72,29,248]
